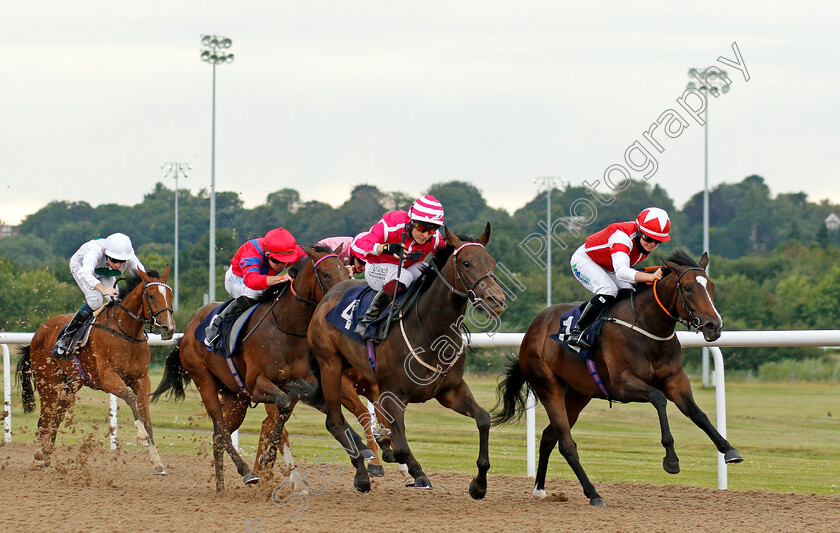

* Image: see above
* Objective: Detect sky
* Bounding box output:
[3,1,840,226]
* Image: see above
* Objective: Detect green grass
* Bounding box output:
[3,368,839,497]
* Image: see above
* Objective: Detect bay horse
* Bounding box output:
[151,246,370,492]
[492,250,743,507]
[307,224,506,498]
[16,267,175,474]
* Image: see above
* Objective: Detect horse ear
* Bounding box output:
[303,247,315,258]
[333,242,344,254]
[477,222,491,246]
[161,264,170,281]
[444,225,462,247]
[138,269,150,282]
[699,252,710,270]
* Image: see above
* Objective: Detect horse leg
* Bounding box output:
[319,359,371,493]
[617,374,681,474]
[341,380,383,476]
[533,424,557,499]
[536,386,605,507]
[436,380,490,499]
[194,378,258,492]
[384,399,432,490]
[130,375,167,475]
[665,372,743,464]
[34,381,77,466]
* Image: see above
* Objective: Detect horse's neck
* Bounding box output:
[621,282,678,337]
[109,289,146,336]
[414,265,468,339]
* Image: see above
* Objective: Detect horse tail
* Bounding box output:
[151,341,191,402]
[297,350,326,410]
[490,353,530,426]
[15,346,36,414]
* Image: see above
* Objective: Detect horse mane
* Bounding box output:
[310,244,332,253]
[661,249,699,269]
[119,269,161,299]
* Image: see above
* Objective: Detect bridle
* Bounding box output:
[429,243,497,307]
[652,267,708,330]
[99,280,174,342]
[288,253,339,306]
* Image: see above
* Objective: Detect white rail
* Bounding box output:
[4,329,840,489]
[1,332,182,448]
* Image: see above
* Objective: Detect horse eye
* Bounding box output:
[323,272,331,279]
[463,260,471,268]
[685,285,693,292]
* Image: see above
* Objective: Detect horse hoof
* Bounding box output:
[663,458,680,474]
[353,475,371,493]
[380,449,396,463]
[137,437,150,447]
[468,477,487,500]
[243,472,260,485]
[154,465,169,475]
[590,497,606,508]
[362,448,377,461]
[367,463,386,477]
[724,449,744,464]
[413,476,433,490]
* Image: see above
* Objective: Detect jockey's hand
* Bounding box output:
[98,285,119,297]
[650,268,664,281]
[345,265,354,277]
[383,243,404,257]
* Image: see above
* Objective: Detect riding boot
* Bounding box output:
[566,294,615,350]
[53,304,94,359]
[204,296,256,347]
[353,289,394,337]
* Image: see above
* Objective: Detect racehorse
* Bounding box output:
[151,246,368,492]
[307,224,506,498]
[492,250,743,508]
[16,267,175,475]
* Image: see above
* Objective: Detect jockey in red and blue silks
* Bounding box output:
[204,228,305,347]
[566,207,671,350]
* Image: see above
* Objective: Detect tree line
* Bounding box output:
[2,175,839,371]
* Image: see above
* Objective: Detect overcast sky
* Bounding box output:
[3,1,839,226]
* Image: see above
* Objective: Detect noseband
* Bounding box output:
[652,267,708,330]
[430,242,496,306]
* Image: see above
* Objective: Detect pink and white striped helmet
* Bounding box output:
[409,194,445,226]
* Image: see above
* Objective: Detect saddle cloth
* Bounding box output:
[196,301,260,358]
[548,304,605,361]
[325,285,411,344]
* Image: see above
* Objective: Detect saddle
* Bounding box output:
[326,277,425,344]
[196,301,260,358]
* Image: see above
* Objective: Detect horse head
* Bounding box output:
[441,223,506,318]
[292,246,351,303]
[137,265,176,340]
[661,251,723,342]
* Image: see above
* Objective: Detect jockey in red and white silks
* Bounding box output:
[566,207,671,349]
[351,195,447,338]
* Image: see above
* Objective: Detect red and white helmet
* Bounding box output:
[263,228,305,262]
[409,195,444,226]
[636,207,671,242]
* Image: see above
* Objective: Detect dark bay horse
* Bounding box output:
[17,267,175,474]
[493,250,743,508]
[151,247,364,492]
[307,224,506,498]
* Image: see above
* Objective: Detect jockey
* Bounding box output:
[566,207,670,349]
[316,234,367,277]
[204,228,305,346]
[351,195,447,338]
[54,233,145,358]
